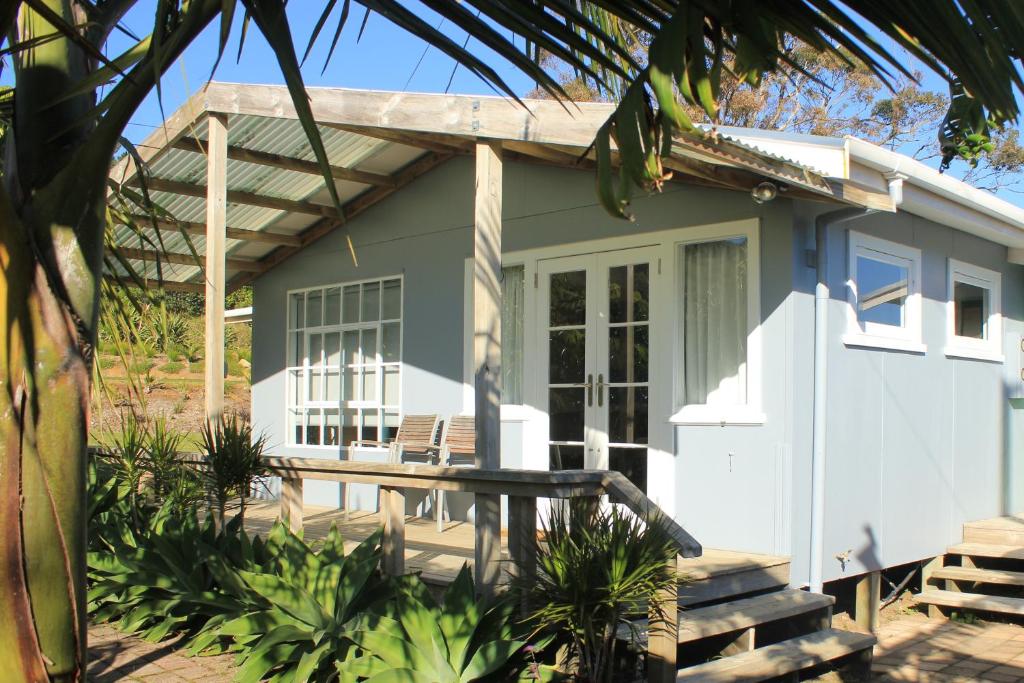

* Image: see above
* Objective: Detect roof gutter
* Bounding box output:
[809,173,905,593]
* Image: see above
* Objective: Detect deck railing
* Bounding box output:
[262,455,701,683]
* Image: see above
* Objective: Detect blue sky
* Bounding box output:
[104,3,1022,207]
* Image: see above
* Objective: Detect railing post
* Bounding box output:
[648,553,678,683]
[475,492,502,599]
[381,485,405,575]
[280,476,303,533]
[508,495,537,608]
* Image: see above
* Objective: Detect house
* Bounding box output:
[111,82,1024,599]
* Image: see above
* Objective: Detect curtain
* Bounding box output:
[681,239,748,406]
[501,265,525,405]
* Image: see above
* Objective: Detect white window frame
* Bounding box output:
[285,275,403,449]
[844,231,925,353]
[945,259,1003,362]
[669,221,764,426]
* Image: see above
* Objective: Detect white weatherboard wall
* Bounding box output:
[793,203,1024,585]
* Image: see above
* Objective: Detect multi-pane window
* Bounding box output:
[845,232,923,352]
[287,277,402,447]
[946,259,1002,361]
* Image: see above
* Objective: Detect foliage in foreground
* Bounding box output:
[516,501,678,683]
[87,456,537,682]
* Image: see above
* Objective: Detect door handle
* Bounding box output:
[597,373,604,407]
[586,373,594,407]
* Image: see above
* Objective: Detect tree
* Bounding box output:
[1,3,1023,681]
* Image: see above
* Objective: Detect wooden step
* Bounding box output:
[914,589,1024,616]
[677,589,834,644]
[675,629,876,682]
[677,549,790,607]
[931,565,1024,587]
[964,516,1024,546]
[946,542,1024,561]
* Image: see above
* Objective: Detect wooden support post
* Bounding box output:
[473,140,502,597]
[921,556,944,618]
[855,571,881,633]
[280,477,303,533]
[381,486,405,576]
[204,113,228,425]
[508,495,537,607]
[648,553,678,683]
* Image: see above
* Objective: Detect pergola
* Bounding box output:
[109,82,887,583]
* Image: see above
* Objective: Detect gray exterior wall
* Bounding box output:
[791,204,1024,585]
[252,153,1024,588]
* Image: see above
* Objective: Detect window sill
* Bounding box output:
[669,406,766,426]
[943,345,1005,363]
[842,333,927,354]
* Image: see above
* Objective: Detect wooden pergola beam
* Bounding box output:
[126,215,301,247]
[115,246,261,272]
[325,123,473,155]
[172,136,397,188]
[142,177,343,219]
[102,274,206,294]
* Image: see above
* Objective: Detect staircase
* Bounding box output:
[635,552,876,681]
[917,515,1024,618]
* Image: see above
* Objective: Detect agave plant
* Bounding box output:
[518,501,677,683]
[335,565,540,683]
[195,525,390,683]
[200,413,271,527]
[87,503,261,643]
[101,412,151,529]
[146,415,204,508]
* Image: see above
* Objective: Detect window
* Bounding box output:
[673,227,762,424]
[286,277,402,447]
[845,232,924,352]
[946,259,1003,361]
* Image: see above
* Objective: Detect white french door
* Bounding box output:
[538,247,657,493]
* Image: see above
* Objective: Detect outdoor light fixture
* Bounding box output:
[751,181,778,204]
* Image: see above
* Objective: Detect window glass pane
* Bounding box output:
[290,409,304,444]
[382,279,402,320]
[609,325,649,383]
[609,447,646,493]
[361,410,379,443]
[309,334,323,368]
[341,409,358,447]
[362,368,378,402]
[549,329,586,384]
[324,332,341,366]
[360,329,378,365]
[290,293,305,329]
[954,280,988,339]
[308,369,322,403]
[382,366,400,406]
[382,323,401,362]
[549,388,584,442]
[680,239,748,406]
[609,263,649,323]
[324,287,341,326]
[608,386,648,445]
[324,409,340,446]
[343,367,356,401]
[290,332,303,366]
[550,270,586,326]
[325,370,340,402]
[549,444,583,471]
[856,255,907,327]
[306,410,322,446]
[361,282,380,322]
[382,411,400,442]
[342,330,360,365]
[289,369,304,406]
[342,285,360,323]
[306,290,323,328]
[501,266,525,404]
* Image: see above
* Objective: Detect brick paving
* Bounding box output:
[872,613,1024,682]
[88,623,236,682]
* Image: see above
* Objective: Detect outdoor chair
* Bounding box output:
[436,414,476,533]
[350,413,443,519]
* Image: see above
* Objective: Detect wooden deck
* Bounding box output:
[244,502,791,600]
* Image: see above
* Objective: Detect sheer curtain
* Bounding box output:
[501,265,525,405]
[681,239,748,406]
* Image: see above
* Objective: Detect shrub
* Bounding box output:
[129,358,155,374]
[158,361,183,374]
[147,416,203,507]
[200,413,269,527]
[517,500,677,683]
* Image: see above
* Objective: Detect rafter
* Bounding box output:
[102,274,206,294]
[140,177,343,219]
[125,215,301,247]
[171,137,397,188]
[114,246,262,272]
[325,123,473,155]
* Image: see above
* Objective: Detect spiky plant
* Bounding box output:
[200,413,270,528]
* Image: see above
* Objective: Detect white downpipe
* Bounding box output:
[809,175,905,594]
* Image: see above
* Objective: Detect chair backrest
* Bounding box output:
[394,414,441,447]
[441,415,476,463]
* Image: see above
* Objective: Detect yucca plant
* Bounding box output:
[200,413,270,528]
[146,416,204,508]
[335,565,544,683]
[518,501,677,683]
[102,413,151,530]
[195,525,390,682]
